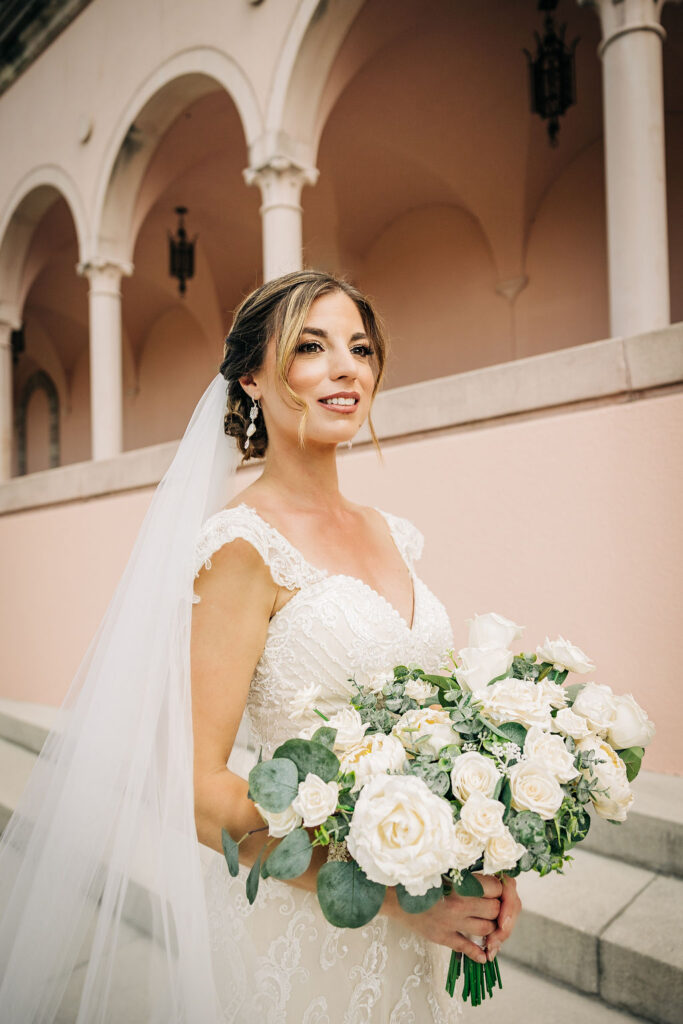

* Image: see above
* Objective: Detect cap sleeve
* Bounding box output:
[193,505,325,604]
[374,508,425,570]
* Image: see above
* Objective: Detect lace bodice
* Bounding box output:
[193,503,455,757]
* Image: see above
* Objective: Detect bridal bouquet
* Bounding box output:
[221,612,655,1008]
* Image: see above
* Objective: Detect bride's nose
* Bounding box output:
[329,343,359,380]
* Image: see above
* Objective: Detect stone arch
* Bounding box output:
[265,0,364,164]
[0,166,88,318]
[15,369,60,475]
[91,48,262,265]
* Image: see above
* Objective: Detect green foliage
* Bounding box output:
[452,872,484,897]
[272,738,340,784]
[261,828,312,880]
[246,850,263,903]
[618,746,645,783]
[488,721,528,749]
[317,860,386,928]
[402,757,450,797]
[564,682,586,705]
[311,726,337,750]
[221,827,240,877]
[248,758,299,813]
[396,883,444,913]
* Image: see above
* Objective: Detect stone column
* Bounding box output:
[580,0,672,337]
[244,157,319,282]
[0,317,16,481]
[78,259,132,460]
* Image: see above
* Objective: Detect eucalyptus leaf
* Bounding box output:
[317,860,386,928]
[396,883,443,913]
[248,758,299,813]
[452,872,484,897]
[261,828,312,880]
[246,851,263,903]
[564,682,585,705]
[493,721,528,748]
[221,827,240,877]
[273,738,340,783]
[311,726,338,750]
[618,745,645,783]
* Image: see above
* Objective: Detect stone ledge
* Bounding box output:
[1,324,681,515]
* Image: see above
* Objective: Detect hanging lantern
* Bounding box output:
[524,0,579,147]
[168,206,196,296]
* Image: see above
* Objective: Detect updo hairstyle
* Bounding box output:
[220,269,388,461]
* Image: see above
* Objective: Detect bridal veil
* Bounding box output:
[0,372,242,1022]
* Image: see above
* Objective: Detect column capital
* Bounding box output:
[577,0,672,56]
[77,258,134,296]
[243,157,319,211]
[0,302,22,332]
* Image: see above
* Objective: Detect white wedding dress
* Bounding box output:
[192,503,462,1023]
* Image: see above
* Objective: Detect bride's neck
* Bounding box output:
[257,443,344,513]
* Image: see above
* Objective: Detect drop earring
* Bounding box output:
[244,397,260,451]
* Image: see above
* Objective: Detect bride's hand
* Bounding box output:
[384,873,502,963]
[483,874,522,961]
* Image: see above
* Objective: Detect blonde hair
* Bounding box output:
[220,269,387,461]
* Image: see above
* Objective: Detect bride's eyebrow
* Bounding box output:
[300,326,368,341]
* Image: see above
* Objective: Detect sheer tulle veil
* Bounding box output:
[0,372,240,1022]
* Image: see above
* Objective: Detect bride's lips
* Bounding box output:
[317,391,360,414]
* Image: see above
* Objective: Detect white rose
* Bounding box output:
[576,736,633,822]
[552,707,591,741]
[288,682,323,721]
[254,802,302,839]
[392,707,459,758]
[366,670,394,693]
[607,694,656,750]
[467,612,525,650]
[454,647,514,696]
[483,828,527,874]
[539,678,568,710]
[450,752,501,802]
[404,678,440,704]
[291,773,339,828]
[452,820,485,871]
[459,790,506,842]
[339,733,407,792]
[523,726,579,783]
[571,682,617,736]
[327,707,370,751]
[481,678,553,730]
[347,774,460,896]
[508,758,565,819]
[536,636,595,674]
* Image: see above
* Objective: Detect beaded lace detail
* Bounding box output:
[193,503,459,1021]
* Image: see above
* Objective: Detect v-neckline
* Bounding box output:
[233,502,418,632]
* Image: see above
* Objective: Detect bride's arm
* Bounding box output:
[190,539,516,962]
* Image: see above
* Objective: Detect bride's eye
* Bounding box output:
[296,341,323,353]
[352,344,375,357]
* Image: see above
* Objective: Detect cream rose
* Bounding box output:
[481,678,553,730]
[288,682,323,721]
[404,678,439,704]
[483,828,527,874]
[524,726,579,783]
[327,707,370,751]
[508,758,564,819]
[576,736,634,822]
[458,790,506,842]
[552,707,591,741]
[392,707,459,758]
[366,669,394,693]
[571,682,617,736]
[347,774,460,896]
[452,820,485,871]
[539,678,568,710]
[536,636,595,674]
[254,802,302,839]
[607,694,656,750]
[467,612,525,650]
[450,752,501,802]
[291,774,339,828]
[454,647,514,697]
[339,733,407,792]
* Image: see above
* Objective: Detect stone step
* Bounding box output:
[504,848,683,1024]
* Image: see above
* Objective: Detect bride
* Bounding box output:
[192,270,521,1020]
[0,269,520,1022]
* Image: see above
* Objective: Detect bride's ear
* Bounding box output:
[239,373,261,401]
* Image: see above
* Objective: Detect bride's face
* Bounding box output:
[257,289,377,450]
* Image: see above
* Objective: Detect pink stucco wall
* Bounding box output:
[1,390,681,773]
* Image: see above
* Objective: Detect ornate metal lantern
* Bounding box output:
[168,206,196,296]
[524,0,579,147]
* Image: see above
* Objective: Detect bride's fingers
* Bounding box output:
[448,933,488,962]
[460,916,497,938]
[448,894,501,920]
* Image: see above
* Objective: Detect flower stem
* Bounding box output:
[445,953,503,1006]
